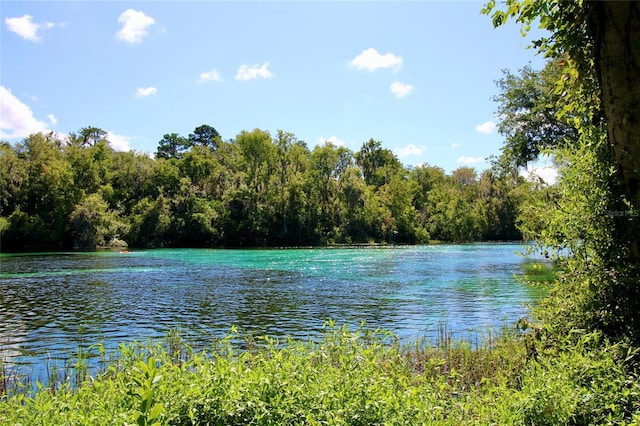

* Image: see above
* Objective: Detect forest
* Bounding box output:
[0,124,538,251]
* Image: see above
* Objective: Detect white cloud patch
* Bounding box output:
[523,156,558,185]
[350,48,403,72]
[106,131,131,151]
[457,156,485,165]
[451,142,460,149]
[135,86,157,98]
[394,144,425,158]
[235,62,273,81]
[5,14,55,42]
[199,68,222,82]
[0,85,48,139]
[475,120,496,135]
[116,9,155,43]
[389,81,414,98]
[317,136,345,147]
[51,131,69,144]
[524,166,558,185]
[47,114,58,126]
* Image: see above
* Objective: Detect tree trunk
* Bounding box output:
[588,1,640,263]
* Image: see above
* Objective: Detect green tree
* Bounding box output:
[69,193,122,249]
[171,191,222,247]
[493,60,579,174]
[355,138,402,188]
[484,0,640,341]
[2,210,52,250]
[109,150,156,210]
[65,138,113,197]
[378,173,426,243]
[128,196,172,248]
[306,142,354,243]
[16,132,77,248]
[236,129,275,204]
[180,145,222,197]
[338,165,370,242]
[484,0,640,266]
[411,164,446,228]
[221,129,277,245]
[188,124,221,152]
[77,126,109,147]
[475,168,523,240]
[0,141,25,217]
[354,139,424,242]
[427,187,479,243]
[156,133,190,160]
[450,166,477,189]
[152,159,182,197]
[273,130,309,244]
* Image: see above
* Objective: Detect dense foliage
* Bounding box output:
[482,0,640,421]
[491,58,579,176]
[0,128,532,251]
[2,326,639,425]
[484,0,640,343]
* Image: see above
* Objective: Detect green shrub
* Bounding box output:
[2,324,639,425]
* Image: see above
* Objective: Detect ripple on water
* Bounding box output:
[0,244,545,373]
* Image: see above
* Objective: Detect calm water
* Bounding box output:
[0,244,543,372]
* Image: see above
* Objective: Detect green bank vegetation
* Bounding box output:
[1,325,639,425]
[2,1,640,424]
[0,127,532,251]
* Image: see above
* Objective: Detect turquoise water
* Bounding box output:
[0,244,544,371]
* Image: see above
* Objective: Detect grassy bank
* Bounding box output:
[1,324,639,425]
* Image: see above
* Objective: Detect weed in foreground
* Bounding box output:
[1,324,639,425]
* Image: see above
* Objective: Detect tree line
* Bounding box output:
[0,125,538,251]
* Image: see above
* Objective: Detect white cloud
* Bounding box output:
[451,142,460,149]
[317,136,345,147]
[135,86,157,98]
[350,48,403,72]
[5,15,54,42]
[457,156,485,165]
[394,144,425,158]
[51,131,69,144]
[523,156,558,185]
[524,166,558,185]
[116,9,155,43]
[389,81,414,98]
[106,131,131,151]
[235,62,273,81]
[475,120,496,134]
[0,85,48,139]
[199,68,222,82]
[47,114,58,126]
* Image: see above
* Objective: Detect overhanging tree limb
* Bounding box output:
[484,0,640,263]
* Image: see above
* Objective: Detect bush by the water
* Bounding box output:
[2,324,639,425]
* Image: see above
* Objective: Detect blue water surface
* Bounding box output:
[0,244,544,375]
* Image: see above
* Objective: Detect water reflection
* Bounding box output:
[0,244,545,371]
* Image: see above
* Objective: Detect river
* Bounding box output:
[0,243,544,376]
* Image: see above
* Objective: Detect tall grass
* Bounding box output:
[1,323,639,425]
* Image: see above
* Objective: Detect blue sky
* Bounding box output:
[1,1,548,173]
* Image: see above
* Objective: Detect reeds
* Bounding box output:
[1,323,638,425]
